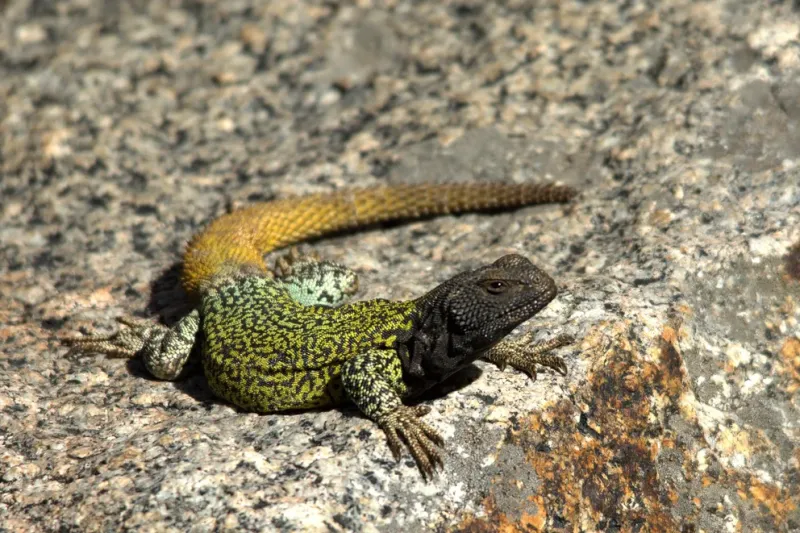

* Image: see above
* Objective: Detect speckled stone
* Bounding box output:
[1,1,799,532]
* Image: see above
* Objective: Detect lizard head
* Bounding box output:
[407,254,558,383]
[444,254,557,344]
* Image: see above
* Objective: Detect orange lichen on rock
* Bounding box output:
[454,495,547,533]
[458,320,796,532]
[739,477,798,527]
[779,337,800,395]
[516,322,685,531]
[463,321,690,532]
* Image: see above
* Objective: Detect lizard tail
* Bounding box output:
[182,182,577,297]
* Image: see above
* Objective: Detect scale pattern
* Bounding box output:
[201,275,416,412]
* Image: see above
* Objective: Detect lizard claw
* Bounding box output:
[379,405,444,480]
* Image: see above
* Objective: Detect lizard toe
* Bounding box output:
[383,425,404,462]
[544,354,569,376]
[550,333,575,352]
[62,332,141,359]
[410,405,432,418]
[62,316,160,359]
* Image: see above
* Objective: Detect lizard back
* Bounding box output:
[200,275,417,412]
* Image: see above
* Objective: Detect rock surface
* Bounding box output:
[1,1,799,532]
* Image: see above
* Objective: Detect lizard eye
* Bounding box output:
[482,280,509,295]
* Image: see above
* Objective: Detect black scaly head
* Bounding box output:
[401,254,558,393]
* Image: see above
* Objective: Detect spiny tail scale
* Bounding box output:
[182,182,576,297]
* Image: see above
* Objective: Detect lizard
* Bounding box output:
[64,181,576,479]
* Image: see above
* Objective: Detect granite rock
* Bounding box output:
[1,0,799,531]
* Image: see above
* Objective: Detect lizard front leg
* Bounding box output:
[63,310,200,380]
[341,349,444,479]
[484,332,573,380]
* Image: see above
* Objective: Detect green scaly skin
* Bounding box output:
[201,273,415,412]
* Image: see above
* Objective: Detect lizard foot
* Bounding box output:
[486,332,573,381]
[273,246,321,278]
[63,310,200,380]
[62,316,154,359]
[379,405,444,480]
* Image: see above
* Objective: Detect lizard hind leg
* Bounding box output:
[63,310,200,380]
[273,246,359,307]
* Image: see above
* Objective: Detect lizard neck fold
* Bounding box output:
[396,280,497,396]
